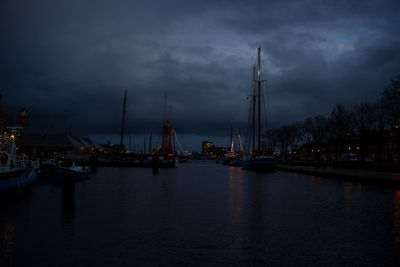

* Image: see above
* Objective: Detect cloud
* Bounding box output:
[1,0,400,150]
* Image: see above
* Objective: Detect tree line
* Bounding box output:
[264,75,400,163]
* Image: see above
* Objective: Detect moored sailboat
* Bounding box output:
[241,47,276,171]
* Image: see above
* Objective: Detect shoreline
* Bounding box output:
[276,164,400,186]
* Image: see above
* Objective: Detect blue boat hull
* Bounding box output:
[53,167,89,181]
[241,158,277,171]
[0,169,37,195]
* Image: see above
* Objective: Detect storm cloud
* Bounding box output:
[1,0,400,150]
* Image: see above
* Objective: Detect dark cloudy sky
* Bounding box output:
[1,0,400,151]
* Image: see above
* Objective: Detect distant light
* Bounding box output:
[311,149,314,152]
[348,146,351,150]
[356,146,360,150]
[396,125,399,129]
[10,135,15,139]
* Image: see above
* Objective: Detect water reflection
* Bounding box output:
[394,190,400,244]
[62,194,75,216]
[343,181,362,231]
[228,167,244,227]
[344,181,353,222]
[161,171,173,211]
[2,163,400,265]
[0,219,16,266]
[61,178,75,217]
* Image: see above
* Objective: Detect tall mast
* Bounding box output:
[257,47,261,153]
[252,66,256,156]
[120,89,127,153]
[230,125,233,148]
[161,94,173,155]
[148,128,152,154]
[163,92,167,122]
[143,135,146,154]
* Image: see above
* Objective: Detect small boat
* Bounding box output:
[223,132,244,167]
[53,162,91,181]
[0,130,37,196]
[159,156,178,168]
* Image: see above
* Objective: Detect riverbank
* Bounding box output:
[277,164,400,186]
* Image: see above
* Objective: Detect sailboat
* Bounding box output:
[241,47,276,171]
[223,127,244,166]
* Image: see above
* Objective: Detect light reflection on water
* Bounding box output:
[0,219,15,266]
[394,190,400,244]
[1,161,400,266]
[228,166,244,228]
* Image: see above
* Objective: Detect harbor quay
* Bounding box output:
[277,163,400,186]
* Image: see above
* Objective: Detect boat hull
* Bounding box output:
[241,158,277,171]
[0,169,37,195]
[53,167,89,181]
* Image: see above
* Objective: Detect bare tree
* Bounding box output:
[304,114,327,160]
[327,104,354,161]
[381,75,400,127]
[286,123,304,155]
[264,128,278,154]
[381,75,400,163]
[276,126,290,160]
[353,101,378,161]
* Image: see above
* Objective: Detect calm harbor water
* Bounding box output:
[1,161,400,266]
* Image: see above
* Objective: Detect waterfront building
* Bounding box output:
[28,133,100,160]
[201,141,214,156]
[201,141,228,159]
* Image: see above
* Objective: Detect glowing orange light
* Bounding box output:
[348,146,351,150]
[10,135,15,139]
[356,146,360,150]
